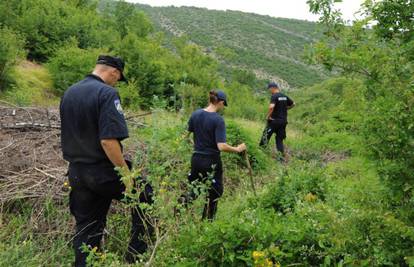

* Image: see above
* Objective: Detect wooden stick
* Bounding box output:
[34,167,59,180]
[125,112,152,120]
[243,151,257,196]
[1,122,61,130]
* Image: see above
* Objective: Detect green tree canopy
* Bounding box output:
[307,0,414,207]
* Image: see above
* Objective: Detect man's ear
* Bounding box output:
[112,68,119,77]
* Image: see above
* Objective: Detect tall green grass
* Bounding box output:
[0,61,58,106]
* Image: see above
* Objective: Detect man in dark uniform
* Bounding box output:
[180,90,246,220]
[60,55,152,266]
[259,82,295,161]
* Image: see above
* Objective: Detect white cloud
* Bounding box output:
[127,0,365,22]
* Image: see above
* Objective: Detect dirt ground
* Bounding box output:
[0,102,147,205]
[0,102,67,204]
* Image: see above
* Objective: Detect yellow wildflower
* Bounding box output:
[265,259,273,267]
[252,250,265,259]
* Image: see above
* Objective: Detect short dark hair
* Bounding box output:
[268,82,279,89]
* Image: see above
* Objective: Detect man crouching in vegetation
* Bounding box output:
[60,55,152,266]
[259,82,295,162]
[180,90,246,220]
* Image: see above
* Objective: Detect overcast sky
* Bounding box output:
[127,0,365,22]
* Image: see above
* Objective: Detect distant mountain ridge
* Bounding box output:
[136,4,328,89]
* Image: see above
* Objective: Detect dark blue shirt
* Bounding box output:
[60,74,128,166]
[188,109,226,155]
[270,92,294,123]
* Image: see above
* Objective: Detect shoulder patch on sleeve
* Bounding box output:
[114,99,124,115]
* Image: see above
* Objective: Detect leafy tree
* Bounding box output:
[112,1,153,39]
[307,0,414,208]
[0,0,108,61]
[174,37,220,89]
[370,0,414,42]
[116,33,177,109]
[224,81,266,120]
[47,41,102,95]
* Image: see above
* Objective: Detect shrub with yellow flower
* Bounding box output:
[252,250,277,267]
[304,192,317,202]
[252,250,265,260]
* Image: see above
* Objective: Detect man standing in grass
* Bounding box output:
[60,55,152,266]
[259,82,295,162]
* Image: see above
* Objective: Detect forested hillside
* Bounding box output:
[0,0,413,266]
[136,4,328,89]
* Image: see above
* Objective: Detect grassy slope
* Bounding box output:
[137,4,328,89]
[0,60,59,107]
[2,76,407,265]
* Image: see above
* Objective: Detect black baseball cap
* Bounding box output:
[96,55,127,82]
[267,82,279,89]
[216,90,228,106]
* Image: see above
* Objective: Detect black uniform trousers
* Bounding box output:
[259,120,287,154]
[68,162,153,267]
[181,153,224,220]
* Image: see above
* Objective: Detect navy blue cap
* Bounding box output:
[216,90,228,106]
[267,82,279,89]
[96,55,127,82]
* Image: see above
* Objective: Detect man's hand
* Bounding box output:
[101,139,133,193]
[116,165,134,194]
[237,143,247,153]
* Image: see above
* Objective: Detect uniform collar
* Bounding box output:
[86,74,105,84]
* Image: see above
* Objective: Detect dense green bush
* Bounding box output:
[0,0,108,61]
[0,27,26,91]
[224,119,270,171]
[173,38,221,90]
[116,33,177,109]
[118,79,142,110]
[176,83,208,112]
[225,82,267,121]
[363,90,414,205]
[116,34,223,109]
[307,0,414,211]
[257,160,326,213]
[154,156,414,266]
[47,42,102,95]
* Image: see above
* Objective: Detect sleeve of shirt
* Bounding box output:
[215,117,226,143]
[98,88,129,140]
[287,96,294,106]
[188,114,194,132]
[270,94,277,104]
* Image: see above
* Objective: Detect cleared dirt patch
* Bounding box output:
[0,103,66,204]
